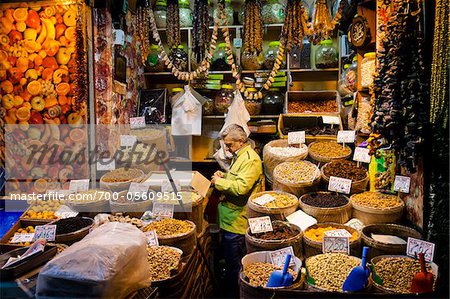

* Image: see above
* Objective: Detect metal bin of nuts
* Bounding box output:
[247,191,299,221]
[350,192,405,225]
[273,161,321,197]
[321,160,369,195]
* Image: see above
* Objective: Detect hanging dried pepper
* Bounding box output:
[193,0,209,62]
[167,0,181,49]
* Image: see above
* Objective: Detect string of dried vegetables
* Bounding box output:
[243,0,263,54]
[281,0,309,52]
[193,0,209,62]
[137,5,151,64]
[167,0,181,49]
[74,2,88,114]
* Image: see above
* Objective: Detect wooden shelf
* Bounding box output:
[157,23,284,32]
[144,69,337,77]
[203,115,280,119]
[290,68,339,73]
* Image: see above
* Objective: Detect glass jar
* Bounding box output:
[264,41,285,69]
[179,0,193,27]
[169,45,188,71]
[244,88,262,115]
[261,0,284,24]
[214,84,234,113]
[202,96,214,115]
[213,0,234,25]
[300,38,311,69]
[211,43,231,71]
[154,0,167,28]
[241,51,263,70]
[147,45,165,72]
[262,88,283,114]
[315,39,338,68]
[361,52,376,88]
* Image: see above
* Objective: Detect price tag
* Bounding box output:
[152,202,174,219]
[96,158,116,171]
[161,179,181,193]
[337,130,356,143]
[69,179,90,193]
[322,236,349,254]
[268,246,296,267]
[233,38,242,48]
[253,194,276,206]
[248,216,273,234]
[322,115,340,125]
[353,147,371,163]
[145,230,159,246]
[288,131,306,145]
[120,135,137,147]
[324,229,352,238]
[34,225,57,242]
[345,219,364,231]
[129,182,150,196]
[328,176,352,194]
[130,117,146,129]
[11,233,35,244]
[393,175,411,193]
[407,237,435,262]
[55,205,79,219]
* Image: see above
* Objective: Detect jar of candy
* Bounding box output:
[214,84,234,113]
[315,39,338,68]
[262,88,284,114]
[241,51,263,70]
[154,0,167,28]
[179,0,193,27]
[213,0,234,25]
[169,45,188,71]
[244,88,262,115]
[147,45,165,72]
[211,43,231,71]
[361,52,376,88]
[261,0,284,24]
[264,41,285,69]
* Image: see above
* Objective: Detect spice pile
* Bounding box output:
[250,222,301,240]
[306,253,360,292]
[351,192,403,209]
[374,257,433,293]
[288,99,337,113]
[244,262,297,287]
[302,192,348,208]
[102,168,143,183]
[143,219,193,236]
[322,160,367,181]
[252,192,297,208]
[147,246,182,281]
[305,225,358,242]
[266,144,308,158]
[274,161,320,184]
[54,217,92,235]
[309,142,351,159]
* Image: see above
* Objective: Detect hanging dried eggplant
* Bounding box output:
[243,0,263,54]
[167,0,181,49]
[193,0,209,62]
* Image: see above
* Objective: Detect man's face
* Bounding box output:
[223,136,243,154]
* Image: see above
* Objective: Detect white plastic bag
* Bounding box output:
[171,85,203,136]
[36,222,151,298]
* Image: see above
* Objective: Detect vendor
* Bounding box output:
[211,124,263,296]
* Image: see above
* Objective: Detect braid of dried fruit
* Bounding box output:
[193,0,209,62]
[243,0,263,54]
[74,2,88,114]
[167,0,181,49]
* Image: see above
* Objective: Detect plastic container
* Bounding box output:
[315,39,338,69]
[214,84,234,113]
[154,0,167,28]
[213,0,234,25]
[179,0,192,27]
[169,46,188,71]
[262,88,283,114]
[241,51,263,70]
[147,45,165,72]
[264,41,285,69]
[361,52,376,88]
[261,0,284,24]
[211,43,231,71]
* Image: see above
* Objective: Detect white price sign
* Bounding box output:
[128,182,150,197]
[248,216,273,234]
[322,115,340,125]
[69,179,90,193]
[345,219,364,231]
[96,158,116,171]
[324,229,352,238]
[328,176,352,194]
[253,194,276,206]
[120,135,137,147]
[288,131,306,145]
[394,175,411,193]
[145,230,159,246]
[353,147,371,164]
[55,205,79,219]
[152,202,174,219]
[407,237,435,262]
[337,130,356,143]
[130,117,146,129]
[268,246,296,267]
[11,233,35,244]
[34,225,57,242]
[322,236,350,254]
[161,179,181,193]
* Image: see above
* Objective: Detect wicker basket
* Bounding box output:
[156,220,197,257]
[52,217,94,245]
[321,163,369,195]
[110,190,153,218]
[308,141,352,163]
[350,195,405,225]
[247,191,298,221]
[273,161,322,197]
[99,169,145,192]
[299,192,352,224]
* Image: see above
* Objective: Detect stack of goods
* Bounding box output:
[308,141,352,163]
[243,262,298,287]
[273,161,321,197]
[146,246,182,282]
[100,168,144,192]
[299,192,351,223]
[350,192,405,224]
[321,160,369,194]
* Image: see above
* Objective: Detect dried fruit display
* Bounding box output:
[167,0,180,49]
[147,246,182,281]
[243,0,263,54]
[192,0,209,62]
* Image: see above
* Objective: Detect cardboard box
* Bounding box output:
[142,171,211,198]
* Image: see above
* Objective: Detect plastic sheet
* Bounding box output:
[36,222,151,298]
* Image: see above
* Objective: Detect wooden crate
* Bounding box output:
[285,91,341,115]
[1,219,49,247]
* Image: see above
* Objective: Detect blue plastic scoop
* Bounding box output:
[266,254,293,288]
[343,246,370,292]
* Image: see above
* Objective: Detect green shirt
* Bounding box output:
[215,145,263,234]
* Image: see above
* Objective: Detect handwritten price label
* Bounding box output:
[253,194,276,206]
[322,236,349,254]
[120,135,137,147]
[152,202,174,219]
[145,230,159,246]
[11,233,35,244]
[353,147,371,164]
[161,180,181,193]
[96,158,116,171]
[322,115,340,125]
[268,246,296,267]
[34,225,57,242]
[69,179,90,193]
[324,229,352,238]
[128,182,150,198]
[55,205,79,219]
[288,131,306,145]
[130,117,146,129]
[394,175,411,193]
[248,216,273,234]
[337,130,356,143]
[407,237,435,262]
[328,176,352,194]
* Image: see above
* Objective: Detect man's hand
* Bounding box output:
[211,174,222,185]
[214,171,225,178]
